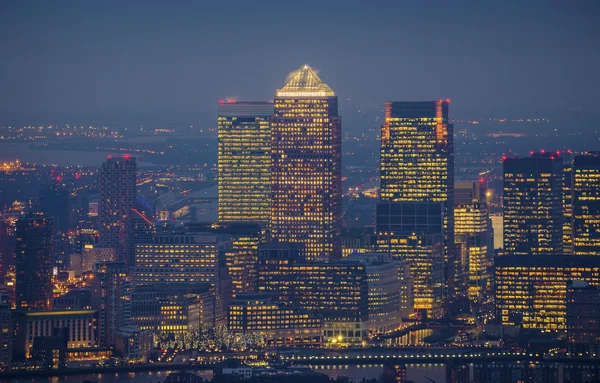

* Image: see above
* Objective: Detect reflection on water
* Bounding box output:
[0,370,213,383]
[1,365,446,383]
[385,329,434,346]
[312,363,447,383]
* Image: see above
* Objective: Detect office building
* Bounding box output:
[218,101,273,226]
[15,215,53,310]
[454,180,492,302]
[91,261,131,347]
[566,281,600,357]
[98,156,137,264]
[134,229,230,326]
[342,253,413,333]
[131,283,215,332]
[370,231,444,319]
[495,255,600,331]
[573,153,600,256]
[13,309,98,359]
[503,153,563,256]
[271,65,342,260]
[379,101,454,305]
[228,292,322,347]
[114,325,152,362]
[258,242,368,345]
[186,222,262,298]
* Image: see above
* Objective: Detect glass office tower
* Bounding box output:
[378,101,454,314]
[218,101,273,226]
[270,65,342,260]
[573,152,600,256]
[503,153,563,256]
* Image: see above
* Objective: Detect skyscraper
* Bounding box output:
[378,101,454,311]
[15,215,53,310]
[270,65,342,261]
[98,156,137,264]
[92,261,131,347]
[218,101,273,226]
[573,152,600,256]
[503,153,563,256]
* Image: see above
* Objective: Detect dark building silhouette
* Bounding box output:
[503,152,563,256]
[98,156,137,264]
[573,152,600,256]
[566,280,600,357]
[15,215,53,310]
[39,185,70,233]
[270,65,342,261]
[91,261,131,347]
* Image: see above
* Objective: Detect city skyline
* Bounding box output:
[2,2,600,380]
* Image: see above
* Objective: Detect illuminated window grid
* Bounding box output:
[218,110,271,225]
[502,155,563,256]
[225,236,260,297]
[271,96,342,261]
[257,263,368,323]
[495,257,600,331]
[573,154,600,256]
[134,243,219,287]
[372,233,444,319]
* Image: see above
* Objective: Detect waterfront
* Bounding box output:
[0,143,152,167]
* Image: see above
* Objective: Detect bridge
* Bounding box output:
[277,349,600,366]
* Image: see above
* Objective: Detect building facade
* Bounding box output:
[258,242,368,345]
[13,309,98,359]
[15,215,53,311]
[131,283,215,332]
[134,229,230,326]
[503,153,563,256]
[218,101,273,226]
[370,231,444,319]
[573,152,600,256]
[454,180,492,302]
[495,255,600,331]
[228,292,322,347]
[566,281,600,357]
[98,156,137,264]
[379,101,454,306]
[270,65,342,260]
[91,261,131,347]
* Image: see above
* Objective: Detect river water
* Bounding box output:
[0,364,446,383]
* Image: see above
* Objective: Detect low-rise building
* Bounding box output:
[13,309,98,360]
[228,292,322,347]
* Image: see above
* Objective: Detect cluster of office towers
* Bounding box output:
[497,151,600,350]
[218,65,471,320]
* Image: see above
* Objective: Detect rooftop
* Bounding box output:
[276,65,334,97]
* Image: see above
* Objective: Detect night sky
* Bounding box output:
[1,0,599,127]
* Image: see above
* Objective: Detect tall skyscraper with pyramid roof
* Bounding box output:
[270,65,342,260]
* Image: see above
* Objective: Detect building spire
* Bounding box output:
[276,65,334,97]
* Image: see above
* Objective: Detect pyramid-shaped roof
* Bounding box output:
[276,65,335,97]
